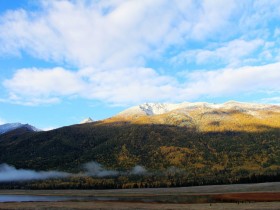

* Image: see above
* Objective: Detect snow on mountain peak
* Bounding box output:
[139,103,173,115]
[0,123,40,135]
[117,101,279,117]
[117,103,180,116]
[80,117,94,124]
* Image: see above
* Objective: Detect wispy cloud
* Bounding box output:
[83,162,147,177]
[0,164,69,182]
[190,0,237,40]
[171,39,264,67]
[0,162,148,182]
[83,161,119,177]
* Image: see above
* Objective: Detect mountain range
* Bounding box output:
[0,123,40,135]
[110,101,280,133]
[117,101,278,116]
[0,101,279,187]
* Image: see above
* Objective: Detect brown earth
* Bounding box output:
[213,192,280,202]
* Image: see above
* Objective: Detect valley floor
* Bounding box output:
[1,201,280,210]
[0,182,280,210]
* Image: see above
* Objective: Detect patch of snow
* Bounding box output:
[80,117,94,124]
[0,123,40,135]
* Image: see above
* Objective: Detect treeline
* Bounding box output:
[0,172,279,190]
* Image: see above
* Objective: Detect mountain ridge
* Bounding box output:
[117,101,280,117]
[0,123,40,135]
[108,101,280,133]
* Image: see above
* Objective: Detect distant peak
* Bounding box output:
[80,117,94,124]
[0,123,40,135]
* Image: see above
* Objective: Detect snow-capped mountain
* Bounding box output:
[117,101,280,117]
[111,101,280,133]
[80,117,94,124]
[0,123,41,135]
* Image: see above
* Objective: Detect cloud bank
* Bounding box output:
[3,63,280,105]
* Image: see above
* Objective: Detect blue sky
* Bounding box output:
[0,0,280,129]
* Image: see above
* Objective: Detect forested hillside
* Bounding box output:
[0,102,279,189]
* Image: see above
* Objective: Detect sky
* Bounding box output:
[0,0,280,129]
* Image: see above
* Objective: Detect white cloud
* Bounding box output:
[0,97,60,107]
[0,0,239,68]
[3,67,86,105]
[3,67,85,96]
[3,66,179,105]
[3,62,280,106]
[190,0,237,40]
[1,1,280,106]
[171,39,264,67]
[240,1,280,30]
[79,67,179,104]
[182,62,280,99]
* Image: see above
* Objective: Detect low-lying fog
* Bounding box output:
[0,162,147,182]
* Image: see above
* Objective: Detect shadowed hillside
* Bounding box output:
[1,122,279,176]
